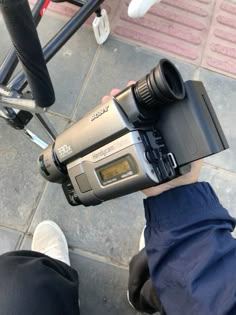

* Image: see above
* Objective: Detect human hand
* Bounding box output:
[101,81,136,104]
[142,159,203,197]
[102,86,203,198]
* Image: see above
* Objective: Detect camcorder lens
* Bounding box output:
[134,59,185,109]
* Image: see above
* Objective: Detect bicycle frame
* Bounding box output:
[0,0,105,147]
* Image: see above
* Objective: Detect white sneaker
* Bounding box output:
[128,0,161,18]
[32,220,70,266]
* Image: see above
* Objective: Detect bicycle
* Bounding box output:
[0,0,110,149]
[0,0,162,149]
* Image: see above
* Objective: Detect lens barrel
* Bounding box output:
[134,59,185,109]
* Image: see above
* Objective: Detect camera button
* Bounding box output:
[76,174,92,193]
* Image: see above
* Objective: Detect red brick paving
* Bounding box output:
[202,0,236,77]
[30,0,236,79]
[112,0,214,65]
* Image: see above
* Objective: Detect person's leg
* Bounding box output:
[128,230,165,314]
[128,249,162,314]
[0,221,80,315]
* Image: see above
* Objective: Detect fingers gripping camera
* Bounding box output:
[38,59,228,206]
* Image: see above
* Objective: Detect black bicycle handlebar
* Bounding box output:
[0,0,55,107]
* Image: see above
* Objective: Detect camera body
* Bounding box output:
[38,60,228,206]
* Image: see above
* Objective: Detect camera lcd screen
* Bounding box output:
[97,155,137,186]
[100,160,130,181]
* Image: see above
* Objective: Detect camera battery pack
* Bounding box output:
[158,81,229,167]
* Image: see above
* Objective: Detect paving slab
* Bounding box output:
[199,69,236,173]
[0,12,12,57]
[70,253,138,315]
[0,227,23,255]
[0,113,69,231]
[19,235,32,251]
[74,37,196,120]
[29,182,145,265]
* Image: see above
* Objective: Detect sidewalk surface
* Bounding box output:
[0,0,236,314]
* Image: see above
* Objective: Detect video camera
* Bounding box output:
[38,59,228,206]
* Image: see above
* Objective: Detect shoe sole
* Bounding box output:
[127,290,136,310]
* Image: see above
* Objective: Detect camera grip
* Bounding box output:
[0,0,55,107]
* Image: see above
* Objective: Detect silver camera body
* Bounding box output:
[38,60,228,206]
[40,97,175,205]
